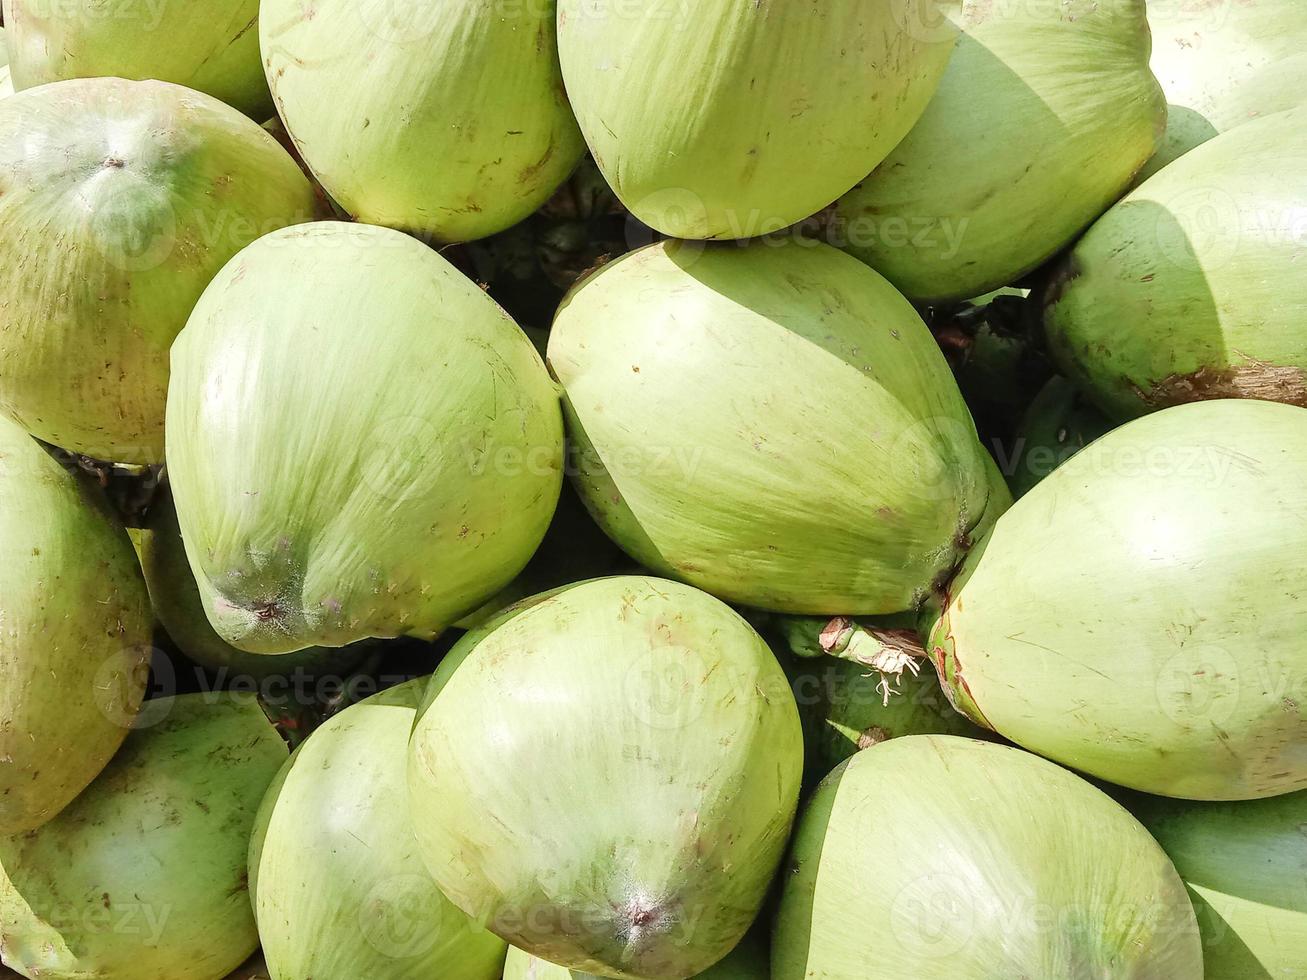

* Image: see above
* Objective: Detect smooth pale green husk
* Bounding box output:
[250,679,506,980]
[167,222,563,654]
[773,736,1202,978]
[504,928,768,979]
[1043,106,1307,419]
[408,576,803,980]
[831,0,1165,303]
[0,415,151,835]
[1143,0,1307,180]
[0,0,271,118]
[0,77,317,463]
[261,0,583,243]
[547,239,993,615]
[1008,375,1113,497]
[1132,790,1307,978]
[557,0,960,241]
[0,694,286,979]
[129,484,367,679]
[929,400,1307,800]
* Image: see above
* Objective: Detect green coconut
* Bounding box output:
[1044,106,1307,419]
[261,0,583,243]
[779,617,984,784]
[166,222,563,653]
[408,576,803,980]
[0,694,286,979]
[504,928,768,979]
[1131,790,1307,978]
[250,679,507,980]
[929,399,1307,800]
[829,0,1164,303]
[773,736,1202,978]
[129,483,368,680]
[0,77,318,463]
[557,0,959,241]
[1143,0,1307,180]
[0,0,271,118]
[1007,375,1113,497]
[0,415,151,835]
[547,238,994,616]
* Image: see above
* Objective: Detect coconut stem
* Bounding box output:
[777,616,927,706]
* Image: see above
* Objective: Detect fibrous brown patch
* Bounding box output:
[856,726,890,750]
[1136,358,1307,410]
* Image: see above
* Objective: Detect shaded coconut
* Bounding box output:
[1132,790,1307,978]
[504,927,768,979]
[166,222,563,654]
[1143,0,1307,179]
[0,78,318,462]
[250,679,506,980]
[222,955,270,980]
[547,239,994,616]
[557,0,959,240]
[1007,376,1113,497]
[0,415,151,835]
[831,0,1165,303]
[408,576,803,980]
[928,400,1307,800]
[261,0,583,243]
[129,482,368,680]
[0,694,286,979]
[773,736,1202,978]
[0,0,271,118]
[1044,106,1307,418]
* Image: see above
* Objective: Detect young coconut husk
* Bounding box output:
[1143,0,1307,179]
[1044,106,1307,419]
[0,416,151,835]
[548,237,996,618]
[1130,789,1307,978]
[928,399,1307,800]
[166,222,563,654]
[828,0,1165,304]
[261,0,584,243]
[773,736,1203,978]
[1,0,270,118]
[556,0,960,241]
[408,576,803,980]
[0,77,319,462]
[0,694,287,979]
[250,679,507,980]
